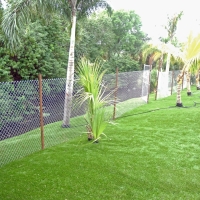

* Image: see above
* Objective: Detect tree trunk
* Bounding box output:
[196,70,200,89]
[165,52,171,72]
[62,12,77,127]
[155,55,163,100]
[164,52,170,96]
[185,70,191,95]
[176,72,183,107]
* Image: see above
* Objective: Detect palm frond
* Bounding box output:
[76,0,112,17]
[2,0,63,49]
[189,60,200,73]
[180,32,200,72]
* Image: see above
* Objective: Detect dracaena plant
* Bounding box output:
[76,58,113,142]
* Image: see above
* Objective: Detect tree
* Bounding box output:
[79,10,148,73]
[176,33,200,106]
[0,1,11,82]
[141,43,163,68]
[164,11,183,72]
[110,10,148,71]
[143,41,181,71]
[80,11,116,62]
[2,0,111,127]
[0,18,68,81]
[144,41,181,99]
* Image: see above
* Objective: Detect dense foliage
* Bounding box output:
[0,2,149,82]
[80,11,149,73]
[0,14,68,81]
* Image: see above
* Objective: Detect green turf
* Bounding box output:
[0,98,144,166]
[0,88,200,199]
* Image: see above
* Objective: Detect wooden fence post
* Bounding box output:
[113,68,118,120]
[38,74,45,150]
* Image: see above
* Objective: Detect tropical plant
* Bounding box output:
[176,33,200,106]
[141,43,163,69]
[164,11,183,72]
[1,0,111,127]
[142,41,180,98]
[76,58,113,142]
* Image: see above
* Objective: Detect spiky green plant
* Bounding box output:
[76,58,113,142]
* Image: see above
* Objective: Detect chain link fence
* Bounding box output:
[155,70,187,99]
[0,69,150,166]
[1,69,193,167]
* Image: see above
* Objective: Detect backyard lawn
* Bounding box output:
[0,88,200,200]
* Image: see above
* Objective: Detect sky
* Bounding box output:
[108,0,200,43]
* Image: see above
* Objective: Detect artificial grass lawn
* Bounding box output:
[0,88,200,199]
[0,97,144,166]
[0,116,86,166]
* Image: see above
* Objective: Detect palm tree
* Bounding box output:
[165,11,183,72]
[184,60,198,96]
[142,41,180,99]
[2,0,111,127]
[176,33,200,106]
[142,43,163,68]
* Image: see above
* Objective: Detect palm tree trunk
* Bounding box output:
[155,55,163,100]
[176,73,183,107]
[62,12,77,127]
[196,70,200,89]
[185,70,191,95]
[165,52,171,72]
[163,52,170,97]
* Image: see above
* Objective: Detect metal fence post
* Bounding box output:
[113,68,118,120]
[38,74,45,150]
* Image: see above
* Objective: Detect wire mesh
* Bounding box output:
[0,80,41,166]
[0,69,154,167]
[103,71,150,118]
[156,70,185,99]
